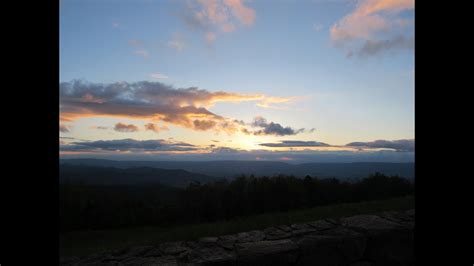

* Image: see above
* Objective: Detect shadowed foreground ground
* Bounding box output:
[61,195,413,257]
[61,197,414,266]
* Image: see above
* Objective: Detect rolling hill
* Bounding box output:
[59,164,219,187]
[60,159,414,180]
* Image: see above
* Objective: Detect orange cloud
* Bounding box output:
[256,96,302,109]
[331,0,413,42]
[144,123,169,133]
[193,119,217,131]
[114,123,139,133]
[356,0,414,16]
[60,80,298,135]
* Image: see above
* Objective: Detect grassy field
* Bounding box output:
[60,195,414,257]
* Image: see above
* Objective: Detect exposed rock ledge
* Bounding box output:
[61,209,414,266]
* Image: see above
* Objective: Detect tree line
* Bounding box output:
[60,173,414,232]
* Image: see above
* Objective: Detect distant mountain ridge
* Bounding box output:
[60,159,415,179]
[60,164,218,187]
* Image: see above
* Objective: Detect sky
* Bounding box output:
[59,0,415,162]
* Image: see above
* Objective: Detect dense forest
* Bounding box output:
[59,173,414,232]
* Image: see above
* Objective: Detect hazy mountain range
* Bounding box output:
[60,159,414,184]
[60,164,218,187]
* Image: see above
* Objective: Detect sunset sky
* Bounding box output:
[59,0,414,162]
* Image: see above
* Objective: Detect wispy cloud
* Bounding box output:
[149,72,169,79]
[256,96,301,110]
[167,32,187,51]
[128,39,143,46]
[144,123,169,133]
[260,140,329,148]
[313,23,324,32]
[133,49,150,59]
[90,126,109,130]
[179,0,256,43]
[205,31,216,44]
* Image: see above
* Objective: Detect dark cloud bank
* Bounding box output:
[345,139,414,152]
[260,140,329,147]
[61,139,197,152]
[243,117,313,136]
[61,138,415,163]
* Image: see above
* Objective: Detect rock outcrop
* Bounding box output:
[61,209,414,266]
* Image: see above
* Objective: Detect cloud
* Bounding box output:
[168,33,186,51]
[90,126,109,130]
[255,96,298,109]
[193,119,217,130]
[221,23,235,32]
[60,80,296,134]
[345,139,414,152]
[128,39,143,46]
[313,23,324,32]
[61,138,197,152]
[114,123,139,133]
[205,31,216,43]
[144,123,169,133]
[330,0,414,57]
[168,40,186,51]
[133,49,150,59]
[356,35,414,57]
[180,0,256,43]
[59,138,415,163]
[224,0,256,26]
[209,146,243,153]
[60,124,70,133]
[244,116,307,136]
[260,140,330,148]
[61,146,414,163]
[149,72,169,79]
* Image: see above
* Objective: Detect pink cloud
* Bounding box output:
[182,0,256,44]
[223,0,256,26]
[221,23,236,33]
[330,0,414,56]
[205,32,216,43]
